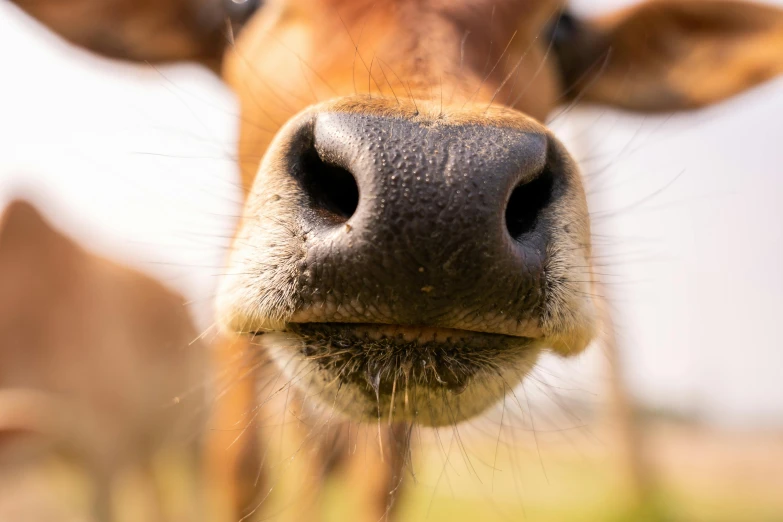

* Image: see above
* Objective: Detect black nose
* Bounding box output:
[288,112,567,326]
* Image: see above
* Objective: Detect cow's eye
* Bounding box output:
[225,0,263,27]
[547,10,580,49]
[546,10,594,91]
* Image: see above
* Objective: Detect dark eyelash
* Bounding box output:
[546,10,593,92]
[225,0,263,27]
[547,10,580,49]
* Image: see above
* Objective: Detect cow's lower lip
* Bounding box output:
[278,322,534,396]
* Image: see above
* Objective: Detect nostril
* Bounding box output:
[299,147,360,223]
[505,166,555,241]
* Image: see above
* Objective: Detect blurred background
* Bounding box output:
[0,0,781,521]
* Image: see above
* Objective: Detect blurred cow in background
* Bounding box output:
[0,200,205,522]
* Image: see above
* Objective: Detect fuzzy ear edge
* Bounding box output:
[552,0,783,112]
[6,0,250,71]
[0,200,80,270]
[0,200,86,320]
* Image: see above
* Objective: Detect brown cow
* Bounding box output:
[5,0,783,520]
[0,200,206,521]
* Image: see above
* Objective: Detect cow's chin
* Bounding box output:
[252,323,542,426]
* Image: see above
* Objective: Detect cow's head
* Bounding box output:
[10,0,783,425]
[0,200,203,463]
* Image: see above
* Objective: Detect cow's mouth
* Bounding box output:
[254,323,540,424]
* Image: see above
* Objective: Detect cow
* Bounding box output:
[5,0,783,520]
[0,200,205,521]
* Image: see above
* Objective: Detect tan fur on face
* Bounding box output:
[224,0,564,187]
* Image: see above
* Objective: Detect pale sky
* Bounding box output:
[1,1,781,428]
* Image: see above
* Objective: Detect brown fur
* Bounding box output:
[0,201,205,521]
[556,0,783,111]
[11,0,229,69]
[225,0,563,188]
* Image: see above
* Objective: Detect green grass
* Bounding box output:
[319,437,783,522]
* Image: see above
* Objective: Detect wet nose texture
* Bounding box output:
[290,112,567,326]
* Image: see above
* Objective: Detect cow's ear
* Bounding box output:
[551,1,783,112]
[0,200,82,326]
[7,0,263,70]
